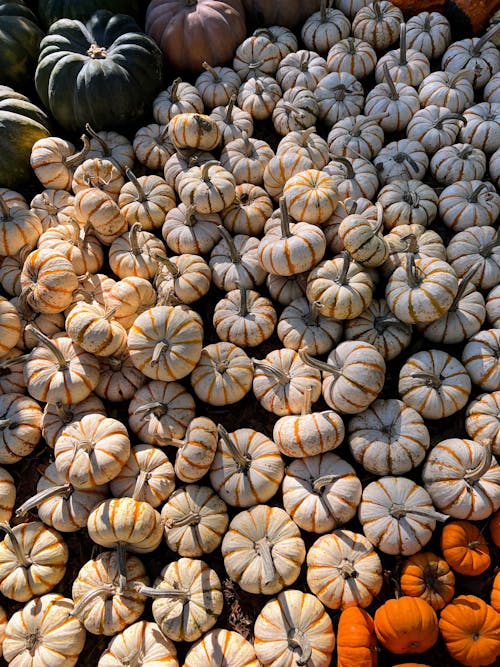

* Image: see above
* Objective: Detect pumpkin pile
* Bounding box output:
[0,1,499,666]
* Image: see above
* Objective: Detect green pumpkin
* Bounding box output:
[37,0,141,29]
[0,85,51,187]
[0,0,44,88]
[35,10,164,132]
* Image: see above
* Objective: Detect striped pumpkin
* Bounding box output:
[465,391,500,454]
[0,393,42,465]
[263,153,314,200]
[178,162,236,214]
[24,330,100,405]
[234,34,281,79]
[306,253,374,320]
[132,124,175,171]
[168,113,221,151]
[127,306,203,382]
[109,223,167,281]
[37,220,104,276]
[155,254,211,305]
[162,203,221,256]
[272,87,319,135]
[446,225,499,290]
[222,505,305,595]
[344,298,412,361]
[119,172,175,231]
[252,348,322,416]
[282,452,361,533]
[151,558,223,643]
[153,79,203,123]
[378,179,438,229]
[398,349,471,419]
[254,589,335,667]
[277,296,343,355]
[0,467,14,523]
[54,414,130,489]
[213,286,277,348]
[283,169,338,225]
[338,207,389,268]
[21,249,78,314]
[184,629,259,667]
[324,157,379,202]
[486,284,500,327]
[220,132,275,185]
[400,552,455,611]
[73,188,127,244]
[0,197,42,257]
[301,342,386,414]
[3,594,86,667]
[190,342,253,406]
[161,484,228,557]
[87,497,163,554]
[462,329,500,391]
[364,67,420,133]
[222,183,273,236]
[210,426,284,507]
[98,621,178,667]
[65,302,127,357]
[209,230,267,291]
[109,444,175,508]
[273,385,345,457]
[0,521,68,601]
[195,64,240,109]
[328,114,384,160]
[128,380,195,446]
[277,127,329,169]
[307,529,383,609]
[423,438,500,520]
[72,551,148,636]
[430,143,487,186]
[0,297,21,358]
[95,352,146,403]
[72,158,124,200]
[359,476,448,555]
[30,135,90,191]
[174,417,218,484]
[104,276,156,331]
[327,36,378,79]
[438,180,500,231]
[258,199,326,276]
[15,461,107,533]
[348,399,430,476]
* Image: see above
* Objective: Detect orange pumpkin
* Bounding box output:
[373,596,439,654]
[490,508,500,548]
[400,551,455,611]
[439,595,500,667]
[337,607,378,667]
[491,572,500,613]
[441,520,491,576]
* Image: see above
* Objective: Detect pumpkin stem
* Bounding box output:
[217,424,251,471]
[346,37,357,54]
[287,628,312,667]
[240,130,254,156]
[383,63,399,100]
[472,23,500,54]
[448,69,474,87]
[464,445,493,482]
[279,197,292,238]
[85,124,110,156]
[449,263,480,310]
[55,401,74,423]
[225,96,236,124]
[15,483,72,519]
[306,301,324,325]
[0,418,12,430]
[202,61,221,81]
[116,542,128,592]
[164,511,201,529]
[374,202,384,234]
[405,253,421,288]
[433,113,466,129]
[252,359,290,385]
[238,283,248,317]
[343,198,358,216]
[134,401,168,419]
[65,135,91,169]
[87,43,107,59]
[26,325,68,369]
[127,223,143,256]
[217,226,242,263]
[255,537,276,584]
[137,584,190,600]
[372,0,382,19]
[374,312,406,332]
[125,169,146,202]
[153,253,180,278]
[320,0,327,22]
[468,182,488,203]
[339,561,357,579]
[184,205,198,227]
[72,584,116,618]
[0,197,11,220]
[254,28,275,41]
[411,372,442,389]
[299,349,341,376]
[132,470,150,501]
[331,157,355,180]
[170,77,181,101]
[313,473,344,492]
[300,386,313,416]
[399,22,407,65]
[337,250,352,285]
[0,522,31,568]
[151,341,169,365]
[389,503,449,522]
[17,288,36,321]
[0,353,31,370]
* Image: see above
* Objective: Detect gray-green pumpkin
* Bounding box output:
[37,0,141,29]
[35,10,164,132]
[0,0,44,88]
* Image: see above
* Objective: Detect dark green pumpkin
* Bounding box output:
[0,0,44,88]
[37,0,142,29]
[0,85,51,187]
[35,10,164,132]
